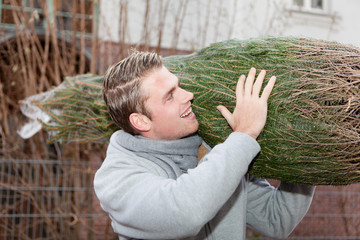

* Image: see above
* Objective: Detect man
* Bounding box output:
[94,51,315,240]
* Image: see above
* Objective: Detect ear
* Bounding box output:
[129,113,151,132]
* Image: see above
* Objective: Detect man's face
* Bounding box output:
[141,66,199,140]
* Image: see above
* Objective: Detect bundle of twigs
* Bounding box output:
[19,37,360,185]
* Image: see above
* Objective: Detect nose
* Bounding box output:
[180,88,194,103]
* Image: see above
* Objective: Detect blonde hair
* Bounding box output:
[103,51,162,134]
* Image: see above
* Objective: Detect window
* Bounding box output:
[293,0,304,7]
[311,0,323,9]
[292,0,328,14]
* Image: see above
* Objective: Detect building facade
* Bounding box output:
[98,0,360,51]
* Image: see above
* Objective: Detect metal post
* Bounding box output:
[46,0,55,28]
[0,0,3,25]
[93,0,99,38]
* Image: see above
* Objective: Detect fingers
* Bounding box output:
[217,105,234,128]
[236,74,245,100]
[260,75,276,101]
[244,67,256,96]
[242,68,276,100]
[252,70,266,97]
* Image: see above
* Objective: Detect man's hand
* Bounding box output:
[217,68,276,139]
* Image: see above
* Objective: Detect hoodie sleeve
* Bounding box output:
[246,175,315,238]
[94,132,260,239]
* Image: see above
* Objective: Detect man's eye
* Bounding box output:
[167,93,174,101]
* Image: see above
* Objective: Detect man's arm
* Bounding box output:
[218,68,315,237]
[246,176,315,238]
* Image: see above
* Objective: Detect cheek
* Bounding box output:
[152,106,179,123]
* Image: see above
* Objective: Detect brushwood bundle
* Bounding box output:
[19,37,360,185]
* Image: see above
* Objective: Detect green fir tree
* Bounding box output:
[22,37,360,185]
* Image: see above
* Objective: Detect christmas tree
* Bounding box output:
[19,37,360,185]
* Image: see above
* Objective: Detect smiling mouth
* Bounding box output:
[180,107,193,118]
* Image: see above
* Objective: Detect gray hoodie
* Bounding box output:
[94,131,315,240]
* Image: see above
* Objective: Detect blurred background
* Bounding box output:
[0,0,359,239]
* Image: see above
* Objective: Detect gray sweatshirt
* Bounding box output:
[94,131,315,240]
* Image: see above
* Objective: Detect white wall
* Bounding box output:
[98,0,121,42]
[274,0,360,47]
[98,0,360,50]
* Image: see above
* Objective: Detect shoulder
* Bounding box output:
[93,144,170,202]
[99,143,169,178]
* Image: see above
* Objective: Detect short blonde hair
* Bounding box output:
[103,51,162,135]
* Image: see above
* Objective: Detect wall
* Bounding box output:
[98,0,360,50]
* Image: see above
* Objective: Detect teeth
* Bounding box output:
[181,107,192,118]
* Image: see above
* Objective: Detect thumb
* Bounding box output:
[217,105,234,127]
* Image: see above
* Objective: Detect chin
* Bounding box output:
[187,127,199,137]
[180,132,198,139]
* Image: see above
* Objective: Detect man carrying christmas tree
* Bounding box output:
[94,50,315,240]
